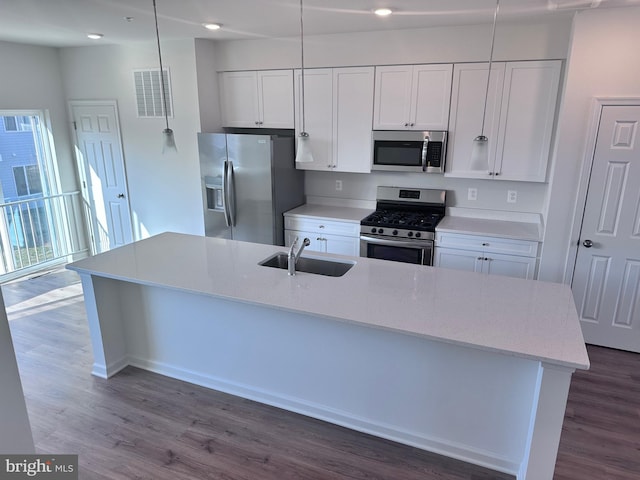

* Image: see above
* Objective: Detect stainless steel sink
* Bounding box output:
[259,252,355,277]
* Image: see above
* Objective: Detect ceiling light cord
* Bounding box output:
[153,0,170,132]
[299,0,306,133]
[479,0,499,138]
[294,0,313,163]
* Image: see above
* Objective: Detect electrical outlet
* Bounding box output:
[507,190,517,203]
[335,180,343,191]
[467,188,478,201]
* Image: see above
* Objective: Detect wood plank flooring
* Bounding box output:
[3,268,639,480]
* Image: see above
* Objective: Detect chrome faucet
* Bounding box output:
[288,237,311,275]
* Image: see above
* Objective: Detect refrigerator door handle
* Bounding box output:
[222,161,232,227]
[226,160,236,227]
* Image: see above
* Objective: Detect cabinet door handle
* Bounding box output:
[319,225,325,229]
[477,257,483,260]
[494,172,500,176]
[482,242,489,246]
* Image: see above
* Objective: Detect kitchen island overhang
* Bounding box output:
[67,232,589,480]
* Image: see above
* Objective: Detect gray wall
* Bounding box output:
[213,18,572,219]
[59,40,207,239]
[54,19,572,243]
[0,41,76,193]
[540,6,640,282]
[0,289,35,454]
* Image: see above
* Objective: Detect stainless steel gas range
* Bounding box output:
[360,186,446,266]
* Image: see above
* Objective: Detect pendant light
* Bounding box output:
[295,0,314,163]
[152,0,176,154]
[470,0,500,171]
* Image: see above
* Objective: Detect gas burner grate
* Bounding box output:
[361,210,444,231]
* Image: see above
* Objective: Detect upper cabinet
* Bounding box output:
[294,66,374,173]
[373,64,453,131]
[446,60,561,182]
[220,70,294,129]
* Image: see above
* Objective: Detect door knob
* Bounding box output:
[582,239,593,248]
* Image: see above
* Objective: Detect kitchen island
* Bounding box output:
[67,232,589,480]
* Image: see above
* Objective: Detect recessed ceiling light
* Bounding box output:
[373,8,393,17]
[87,33,104,40]
[203,23,222,31]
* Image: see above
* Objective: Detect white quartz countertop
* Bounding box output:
[67,232,588,370]
[436,216,542,241]
[284,204,373,223]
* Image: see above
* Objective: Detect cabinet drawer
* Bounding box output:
[435,232,538,257]
[284,216,360,237]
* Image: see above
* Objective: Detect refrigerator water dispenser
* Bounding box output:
[204,176,224,211]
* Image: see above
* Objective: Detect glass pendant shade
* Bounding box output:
[162,128,177,154]
[470,135,489,171]
[295,132,314,163]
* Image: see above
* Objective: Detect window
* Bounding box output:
[13,165,43,197]
[3,116,33,132]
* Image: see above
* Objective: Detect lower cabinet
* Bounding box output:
[434,232,538,280]
[284,216,360,257]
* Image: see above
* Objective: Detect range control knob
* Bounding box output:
[378,228,384,234]
[371,228,377,234]
[415,232,421,238]
[408,231,414,237]
[392,230,398,236]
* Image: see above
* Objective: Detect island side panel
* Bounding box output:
[519,363,574,480]
[79,274,129,378]
[111,281,550,476]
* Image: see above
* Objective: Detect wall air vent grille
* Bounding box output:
[133,68,173,118]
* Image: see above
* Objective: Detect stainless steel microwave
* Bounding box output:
[371,130,447,173]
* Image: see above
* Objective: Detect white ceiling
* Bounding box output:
[1,0,639,48]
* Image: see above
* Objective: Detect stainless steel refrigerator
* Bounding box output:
[198,133,304,246]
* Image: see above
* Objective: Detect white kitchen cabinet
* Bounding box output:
[220,70,294,128]
[446,60,561,182]
[294,67,374,173]
[373,64,453,131]
[434,232,538,279]
[284,215,361,257]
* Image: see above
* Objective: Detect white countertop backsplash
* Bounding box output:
[68,232,588,370]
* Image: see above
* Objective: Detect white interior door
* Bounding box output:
[70,101,132,254]
[572,104,640,352]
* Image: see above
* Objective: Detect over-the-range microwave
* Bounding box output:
[371,130,447,173]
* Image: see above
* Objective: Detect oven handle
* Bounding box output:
[360,235,432,249]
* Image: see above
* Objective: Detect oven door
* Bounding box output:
[360,235,433,266]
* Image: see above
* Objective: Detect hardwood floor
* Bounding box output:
[3,269,639,480]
